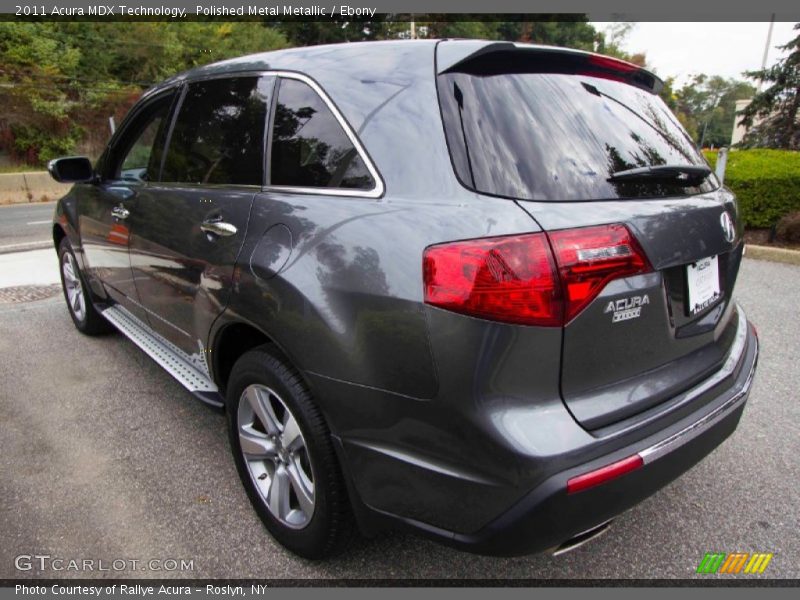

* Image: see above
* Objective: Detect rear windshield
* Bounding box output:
[438,63,717,201]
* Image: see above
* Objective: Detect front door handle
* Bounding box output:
[201,218,237,238]
[111,204,130,220]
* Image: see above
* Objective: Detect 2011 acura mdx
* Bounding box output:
[48,40,759,559]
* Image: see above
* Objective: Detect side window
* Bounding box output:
[270,78,375,190]
[161,77,271,186]
[112,94,173,182]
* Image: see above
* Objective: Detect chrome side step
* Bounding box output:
[100,305,224,410]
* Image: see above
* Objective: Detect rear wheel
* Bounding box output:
[226,346,353,559]
[58,238,112,336]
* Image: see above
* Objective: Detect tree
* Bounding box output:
[0,22,288,164]
[497,19,597,50]
[421,21,499,40]
[0,22,83,162]
[594,22,647,66]
[738,23,800,149]
[273,20,393,45]
[673,75,755,148]
[418,18,598,51]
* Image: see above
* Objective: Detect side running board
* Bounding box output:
[100,305,225,410]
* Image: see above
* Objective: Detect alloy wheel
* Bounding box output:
[237,384,316,529]
[62,251,86,323]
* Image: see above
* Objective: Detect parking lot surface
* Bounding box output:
[0,257,797,580]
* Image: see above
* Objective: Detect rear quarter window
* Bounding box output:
[270,77,375,191]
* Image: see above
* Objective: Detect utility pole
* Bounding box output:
[699,89,724,149]
[758,15,775,92]
[737,15,776,143]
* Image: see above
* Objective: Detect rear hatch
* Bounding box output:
[435,42,744,430]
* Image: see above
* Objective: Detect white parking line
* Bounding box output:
[26,220,51,225]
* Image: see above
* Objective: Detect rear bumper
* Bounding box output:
[367,311,759,556]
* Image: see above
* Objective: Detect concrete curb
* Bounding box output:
[746,244,800,266]
[0,241,52,256]
[0,171,70,205]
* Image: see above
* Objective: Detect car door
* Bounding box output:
[79,89,177,321]
[126,75,274,359]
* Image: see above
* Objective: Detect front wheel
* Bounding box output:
[226,346,353,559]
[58,238,113,335]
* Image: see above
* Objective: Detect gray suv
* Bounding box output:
[49,40,759,559]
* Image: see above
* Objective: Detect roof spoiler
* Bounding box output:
[436,40,664,95]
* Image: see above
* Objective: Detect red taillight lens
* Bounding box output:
[423,224,650,326]
[549,224,651,323]
[423,233,562,326]
[567,454,644,494]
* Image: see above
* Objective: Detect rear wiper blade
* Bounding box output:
[607,164,711,183]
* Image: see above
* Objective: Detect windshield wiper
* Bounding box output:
[608,164,711,183]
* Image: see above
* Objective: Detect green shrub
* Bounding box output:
[703,149,800,228]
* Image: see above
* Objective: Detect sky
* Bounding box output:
[591,22,797,85]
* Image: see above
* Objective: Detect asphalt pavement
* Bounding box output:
[0,201,56,253]
[0,257,797,580]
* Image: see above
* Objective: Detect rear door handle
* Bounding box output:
[200,218,237,238]
[111,204,130,220]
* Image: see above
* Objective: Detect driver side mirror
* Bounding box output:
[48,156,95,183]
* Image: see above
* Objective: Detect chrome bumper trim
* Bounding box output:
[639,306,757,464]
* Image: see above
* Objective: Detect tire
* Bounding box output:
[58,237,113,336]
[226,345,353,559]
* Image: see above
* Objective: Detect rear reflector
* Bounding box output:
[423,224,651,326]
[567,454,644,494]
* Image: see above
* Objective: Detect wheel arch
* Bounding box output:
[53,223,67,250]
[211,319,314,402]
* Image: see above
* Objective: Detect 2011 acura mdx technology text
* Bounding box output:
[48,40,759,559]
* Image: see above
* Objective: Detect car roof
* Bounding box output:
[146,39,441,95]
[142,38,662,100]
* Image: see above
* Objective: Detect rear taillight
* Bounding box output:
[549,224,651,323]
[423,224,651,326]
[423,233,562,326]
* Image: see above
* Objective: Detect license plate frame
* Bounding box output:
[686,255,721,315]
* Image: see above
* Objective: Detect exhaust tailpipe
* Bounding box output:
[551,519,613,556]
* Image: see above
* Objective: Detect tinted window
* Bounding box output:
[161,77,270,185]
[111,94,173,182]
[270,78,374,190]
[438,69,716,201]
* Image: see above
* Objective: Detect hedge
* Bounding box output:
[703,149,800,228]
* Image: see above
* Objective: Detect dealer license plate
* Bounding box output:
[687,255,721,315]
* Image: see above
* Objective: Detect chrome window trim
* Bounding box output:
[147,182,263,191]
[160,68,385,198]
[264,70,385,199]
